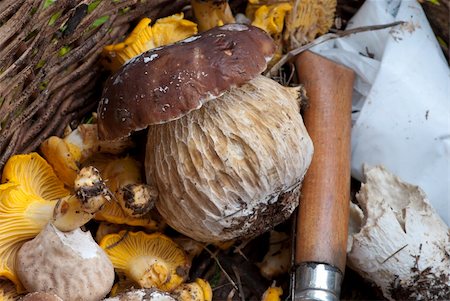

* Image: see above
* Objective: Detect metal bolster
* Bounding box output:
[294,263,343,301]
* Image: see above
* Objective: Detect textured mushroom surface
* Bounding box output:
[98,24,276,140]
[348,166,450,300]
[146,75,313,242]
[103,288,177,301]
[16,223,115,301]
[21,292,63,301]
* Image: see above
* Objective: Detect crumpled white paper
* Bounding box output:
[311,0,450,225]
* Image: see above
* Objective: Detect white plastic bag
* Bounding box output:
[312,0,450,225]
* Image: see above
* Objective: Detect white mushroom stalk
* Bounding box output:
[40,123,134,186]
[347,165,450,301]
[147,75,313,242]
[64,123,135,160]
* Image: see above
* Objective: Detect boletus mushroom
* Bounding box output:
[97,24,313,242]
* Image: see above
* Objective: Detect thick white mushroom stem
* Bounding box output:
[347,165,450,301]
[147,75,313,242]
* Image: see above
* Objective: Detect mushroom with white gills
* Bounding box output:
[97,24,314,243]
[16,223,115,301]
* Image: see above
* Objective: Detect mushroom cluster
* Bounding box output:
[0,150,210,299]
[0,3,325,299]
[0,153,112,289]
[102,13,198,72]
[97,24,313,243]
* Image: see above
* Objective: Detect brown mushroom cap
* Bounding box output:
[98,24,276,140]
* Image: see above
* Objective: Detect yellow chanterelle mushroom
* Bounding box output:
[42,126,159,228]
[102,13,198,72]
[246,0,337,49]
[40,123,134,187]
[284,0,336,48]
[90,156,157,218]
[100,231,190,291]
[250,3,292,39]
[261,283,283,301]
[191,0,235,32]
[0,153,110,289]
[172,278,213,301]
[257,230,291,279]
[89,155,161,230]
[0,153,68,288]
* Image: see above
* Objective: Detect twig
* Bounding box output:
[0,131,20,169]
[227,289,236,301]
[382,244,408,264]
[231,265,246,301]
[203,246,239,292]
[233,239,251,261]
[212,283,234,292]
[265,21,406,76]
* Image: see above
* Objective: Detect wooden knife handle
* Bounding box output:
[295,51,354,273]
